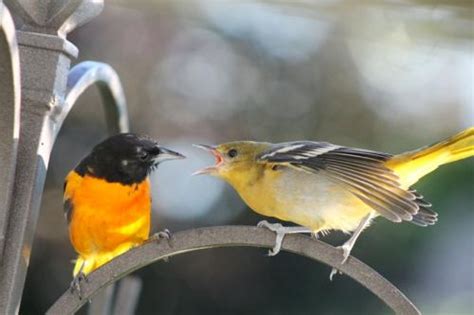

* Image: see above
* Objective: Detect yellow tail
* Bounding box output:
[386,127,474,188]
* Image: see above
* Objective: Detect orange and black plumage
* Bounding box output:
[64,133,184,276]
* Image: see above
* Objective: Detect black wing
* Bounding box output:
[258,141,437,225]
[63,181,74,224]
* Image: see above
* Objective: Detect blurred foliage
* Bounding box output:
[19,1,473,314]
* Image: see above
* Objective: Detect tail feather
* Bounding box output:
[411,206,438,226]
[408,190,438,226]
[386,127,474,188]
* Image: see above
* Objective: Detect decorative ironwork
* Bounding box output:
[46,226,421,315]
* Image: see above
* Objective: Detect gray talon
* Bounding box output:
[328,213,373,281]
[329,267,342,281]
[329,245,350,281]
[152,229,171,240]
[257,220,313,256]
[70,272,87,299]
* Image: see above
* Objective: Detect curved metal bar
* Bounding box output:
[37,61,129,172]
[46,226,421,315]
[0,1,21,259]
[60,61,129,135]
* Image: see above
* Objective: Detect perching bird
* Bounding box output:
[194,127,473,279]
[64,133,184,283]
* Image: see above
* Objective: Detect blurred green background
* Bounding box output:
[20,1,473,314]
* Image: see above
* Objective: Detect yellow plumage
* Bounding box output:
[386,127,474,188]
[195,127,473,276]
[197,127,474,234]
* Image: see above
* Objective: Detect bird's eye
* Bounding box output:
[138,151,149,161]
[228,149,238,158]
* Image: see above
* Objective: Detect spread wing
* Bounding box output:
[258,141,437,224]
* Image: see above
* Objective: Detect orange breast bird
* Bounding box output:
[64,133,184,285]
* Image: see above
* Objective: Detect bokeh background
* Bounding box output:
[20,1,473,314]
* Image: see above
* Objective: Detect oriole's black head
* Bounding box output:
[75,133,185,185]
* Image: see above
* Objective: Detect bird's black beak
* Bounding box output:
[153,146,186,163]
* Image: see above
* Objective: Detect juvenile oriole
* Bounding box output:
[194,127,473,279]
[64,133,184,282]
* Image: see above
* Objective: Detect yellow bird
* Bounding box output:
[194,127,473,279]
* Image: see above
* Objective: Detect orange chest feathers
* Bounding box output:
[64,171,152,254]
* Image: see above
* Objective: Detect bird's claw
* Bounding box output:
[151,229,171,241]
[329,244,352,281]
[69,272,87,299]
[150,229,173,258]
[257,220,315,256]
[329,268,342,281]
[257,220,286,256]
[257,220,282,231]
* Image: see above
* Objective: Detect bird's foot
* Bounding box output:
[257,220,313,256]
[151,229,171,241]
[150,229,173,261]
[69,272,88,299]
[329,243,352,281]
[257,220,284,256]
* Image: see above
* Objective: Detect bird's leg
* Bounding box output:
[329,213,373,281]
[69,261,87,299]
[257,220,313,256]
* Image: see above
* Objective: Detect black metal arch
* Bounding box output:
[46,226,421,315]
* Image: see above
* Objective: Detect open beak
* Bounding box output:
[192,144,223,175]
[154,146,186,163]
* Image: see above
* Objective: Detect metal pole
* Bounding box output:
[0,0,20,261]
[0,1,103,313]
[112,276,142,315]
[87,286,116,315]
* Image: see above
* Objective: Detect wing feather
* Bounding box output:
[320,169,415,220]
[324,167,416,210]
[258,141,436,224]
[63,170,82,225]
[64,198,74,224]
